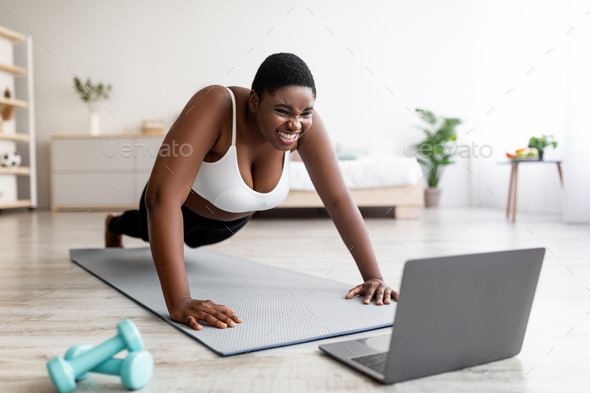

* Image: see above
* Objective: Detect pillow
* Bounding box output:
[336,148,369,160]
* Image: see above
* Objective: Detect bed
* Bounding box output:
[277,154,425,219]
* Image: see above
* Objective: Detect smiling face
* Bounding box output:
[248,85,316,150]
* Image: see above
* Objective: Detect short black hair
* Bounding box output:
[251,53,316,103]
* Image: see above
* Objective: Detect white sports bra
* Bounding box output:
[191,86,291,213]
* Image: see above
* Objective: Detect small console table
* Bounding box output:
[501,159,563,223]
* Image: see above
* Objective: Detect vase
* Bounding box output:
[424,187,442,207]
[538,150,544,161]
[88,110,100,136]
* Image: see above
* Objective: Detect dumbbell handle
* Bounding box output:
[92,357,125,375]
[70,335,126,377]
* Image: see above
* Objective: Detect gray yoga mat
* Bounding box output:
[70,246,397,356]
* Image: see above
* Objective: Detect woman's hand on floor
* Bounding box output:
[170,297,242,330]
[345,278,399,305]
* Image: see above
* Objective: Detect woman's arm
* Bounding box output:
[144,85,242,329]
[325,194,383,281]
[297,110,399,305]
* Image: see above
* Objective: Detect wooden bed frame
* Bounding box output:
[276,179,424,219]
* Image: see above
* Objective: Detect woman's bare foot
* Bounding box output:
[105,212,124,248]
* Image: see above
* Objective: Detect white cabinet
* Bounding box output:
[52,138,134,171]
[53,174,135,206]
[134,171,152,201]
[50,135,164,211]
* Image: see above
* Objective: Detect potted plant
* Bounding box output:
[413,109,461,207]
[528,134,557,160]
[73,77,112,136]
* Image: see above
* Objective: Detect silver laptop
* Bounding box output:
[319,247,545,384]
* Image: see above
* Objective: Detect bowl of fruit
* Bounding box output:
[506,147,539,160]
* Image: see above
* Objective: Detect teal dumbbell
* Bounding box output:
[65,344,153,390]
[46,319,144,393]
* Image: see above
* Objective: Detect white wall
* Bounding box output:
[467,1,568,215]
[0,0,585,215]
[563,0,590,223]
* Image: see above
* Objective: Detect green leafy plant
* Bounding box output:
[413,109,461,188]
[73,76,112,110]
[528,134,557,151]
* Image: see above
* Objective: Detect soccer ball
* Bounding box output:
[0,151,21,167]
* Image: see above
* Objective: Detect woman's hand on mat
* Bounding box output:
[170,297,242,330]
[345,278,399,305]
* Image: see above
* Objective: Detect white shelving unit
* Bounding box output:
[0,25,36,210]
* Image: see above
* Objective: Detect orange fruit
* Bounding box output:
[506,153,515,159]
[516,148,526,153]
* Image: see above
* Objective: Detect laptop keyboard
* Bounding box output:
[351,352,389,375]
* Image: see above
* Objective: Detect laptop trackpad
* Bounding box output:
[357,334,391,352]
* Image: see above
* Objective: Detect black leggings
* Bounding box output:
[108,183,253,248]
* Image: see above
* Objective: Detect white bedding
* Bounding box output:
[289,155,423,191]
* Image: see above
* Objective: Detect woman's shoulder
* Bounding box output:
[194,84,234,103]
[190,85,235,131]
[226,85,250,93]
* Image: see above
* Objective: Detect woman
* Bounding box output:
[106,53,399,331]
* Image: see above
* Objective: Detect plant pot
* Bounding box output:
[88,110,100,136]
[424,187,442,207]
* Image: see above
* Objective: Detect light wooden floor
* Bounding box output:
[1,206,589,392]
